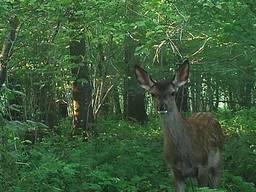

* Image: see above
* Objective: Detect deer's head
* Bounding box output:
[135,60,189,114]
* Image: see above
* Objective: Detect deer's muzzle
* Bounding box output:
[157,103,168,114]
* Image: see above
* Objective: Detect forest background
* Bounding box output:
[0,0,255,191]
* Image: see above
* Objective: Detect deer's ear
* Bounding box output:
[173,59,189,87]
[134,65,155,90]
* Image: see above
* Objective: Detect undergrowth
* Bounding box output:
[217,108,256,186]
[0,108,256,191]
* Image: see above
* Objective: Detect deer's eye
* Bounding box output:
[171,92,175,96]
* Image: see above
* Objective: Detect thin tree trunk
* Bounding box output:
[208,78,214,111]
[176,86,189,112]
[191,84,197,113]
[214,85,219,111]
[0,16,20,88]
[228,86,235,110]
[96,43,111,116]
[113,86,122,115]
[195,79,203,112]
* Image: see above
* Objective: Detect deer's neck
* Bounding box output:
[162,105,199,175]
[162,104,190,151]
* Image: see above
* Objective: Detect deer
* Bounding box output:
[134,60,224,192]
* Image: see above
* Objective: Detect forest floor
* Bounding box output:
[1,108,256,192]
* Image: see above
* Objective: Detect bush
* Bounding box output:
[0,110,255,191]
[218,108,256,184]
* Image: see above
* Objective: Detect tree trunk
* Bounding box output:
[208,78,214,111]
[123,35,148,122]
[0,16,20,88]
[70,39,93,136]
[96,43,111,116]
[191,84,197,112]
[176,86,189,112]
[214,85,219,111]
[228,86,236,110]
[195,79,203,112]
[113,86,122,115]
[240,65,254,108]
[37,85,58,128]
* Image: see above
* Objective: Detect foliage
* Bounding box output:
[0,0,255,191]
[223,172,255,192]
[0,0,255,123]
[1,110,256,191]
[218,108,256,184]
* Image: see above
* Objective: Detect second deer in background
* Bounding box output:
[135,60,224,192]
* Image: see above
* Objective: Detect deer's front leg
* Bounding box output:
[208,166,221,188]
[197,165,208,187]
[174,177,186,192]
[173,170,186,192]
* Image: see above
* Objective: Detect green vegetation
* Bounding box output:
[218,108,256,185]
[0,0,255,191]
[1,109,256,191]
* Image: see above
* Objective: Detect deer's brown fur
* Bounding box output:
[135,60,224,192]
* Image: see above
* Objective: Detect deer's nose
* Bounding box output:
[157,103,168,114]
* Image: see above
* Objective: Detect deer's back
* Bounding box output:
[185,112,224,150]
